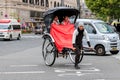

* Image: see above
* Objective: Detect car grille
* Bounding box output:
[110,43,117,47]
[0,35,4,37]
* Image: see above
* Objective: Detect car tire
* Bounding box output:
[17,34,21,40]
[95,45,106,56]
[9,35,12,41]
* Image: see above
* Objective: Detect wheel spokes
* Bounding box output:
[42,38,56,66]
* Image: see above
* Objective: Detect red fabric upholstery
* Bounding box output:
[50,24,74,52]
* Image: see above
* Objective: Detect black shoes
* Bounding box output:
[75,65,80,69]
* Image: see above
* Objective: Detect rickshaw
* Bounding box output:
[42,7,86,66]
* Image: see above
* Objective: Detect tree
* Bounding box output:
[85,0,120,22]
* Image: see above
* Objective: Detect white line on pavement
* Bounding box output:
[58,73,101,77]
[54,67,100,72]
[10,65,38,67]
[65,63,92,66]
[95,79,105,80]
[0,71,45,74]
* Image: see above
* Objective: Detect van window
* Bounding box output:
[8,25,12,29]
[13,25,21,30]
[0,25,9,29]
[95,22,114,33]
[84,23,95,33]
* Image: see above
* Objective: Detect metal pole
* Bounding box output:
[76,0,81,18]
[5,0,8,18]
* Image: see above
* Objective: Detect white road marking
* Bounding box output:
[65,63,92,66]
[0,71,45,74]
[76,71,81,74]
[55,70,66,73]
[58,73,101,77]
[10,65,38,67]
[55,67,101,77]
[54,67,100,72]
[58,73,85,77]
[95,79,105,80]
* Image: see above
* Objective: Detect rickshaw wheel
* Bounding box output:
[42,36,56,66]
[68,49,84,64]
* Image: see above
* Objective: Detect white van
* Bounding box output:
[0,19,21,40]
[76,19,120,55]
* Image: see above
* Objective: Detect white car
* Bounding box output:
[0,19,21,40]
[76,19,120,55]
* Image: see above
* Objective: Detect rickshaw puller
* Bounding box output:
[72,22,91,69]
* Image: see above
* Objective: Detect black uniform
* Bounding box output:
[72,28,91,69]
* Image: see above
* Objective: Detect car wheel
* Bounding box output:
[95,45,106,56]
[17,34,21,40]
[9,35,12,41]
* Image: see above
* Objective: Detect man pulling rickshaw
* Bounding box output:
[42,7,93,69]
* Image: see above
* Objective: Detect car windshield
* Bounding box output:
[94,22,115,33]
[0,25,9,29]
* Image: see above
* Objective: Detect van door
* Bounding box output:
[9,25,14,38]
[83,23,97,48]
[13,25,21,38]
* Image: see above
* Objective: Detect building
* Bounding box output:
[0,0,77,28]
[80,0,95,18]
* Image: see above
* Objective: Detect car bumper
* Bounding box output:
[102,40,120,52]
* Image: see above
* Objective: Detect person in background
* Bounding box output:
[72,22,92,69]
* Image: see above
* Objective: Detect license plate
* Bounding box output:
[112,47,117,50]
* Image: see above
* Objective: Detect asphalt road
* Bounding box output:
[0,33,120,80]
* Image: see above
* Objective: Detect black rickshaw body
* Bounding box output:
[43,7,80,33]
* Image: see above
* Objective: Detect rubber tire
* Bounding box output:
[17,34,21,40]
[95,45,106,56]
[42,37,56,66]
[69,49,84,64]
[9,35,12,41]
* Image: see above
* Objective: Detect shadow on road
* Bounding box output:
[84,53,112,56]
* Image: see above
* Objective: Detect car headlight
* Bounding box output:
[0,32,3,34]
[7,32,9,34]
[102,35,109,40]
[116,34,120,40]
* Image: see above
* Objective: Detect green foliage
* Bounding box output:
[85,0,120,21]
